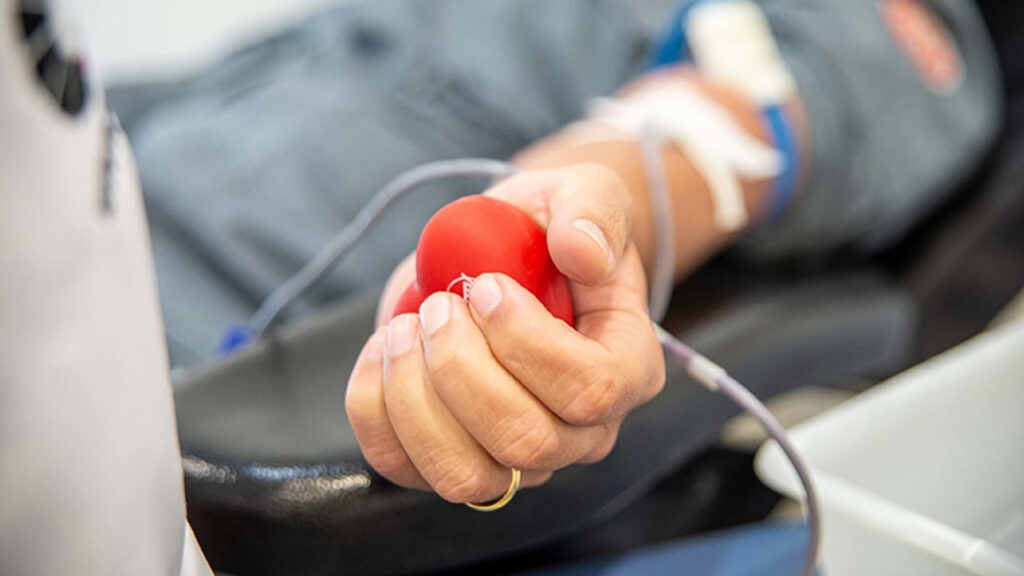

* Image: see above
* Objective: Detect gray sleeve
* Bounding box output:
[123,0,658,365]
[743,0,1002,259]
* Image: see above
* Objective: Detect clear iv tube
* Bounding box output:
[246,159,517,341]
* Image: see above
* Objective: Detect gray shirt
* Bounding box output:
[115,0,1001,365]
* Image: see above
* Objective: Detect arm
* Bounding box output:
[514,67,809,282]
[351,67,808,504]
[374,67,809,327]
[349,0,998,503]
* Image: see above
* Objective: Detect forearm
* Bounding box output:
[515,66,808,282]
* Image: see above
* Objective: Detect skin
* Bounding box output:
[346,66,809,503]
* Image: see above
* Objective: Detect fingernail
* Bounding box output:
[572,219,614,269]
[365,330,385,361]
[387,315,419,356]
[468,275,502,317]
[419,295,451,336]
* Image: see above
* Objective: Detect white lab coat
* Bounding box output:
[0,3,210,573]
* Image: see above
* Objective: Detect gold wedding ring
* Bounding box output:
[465,468,521,512]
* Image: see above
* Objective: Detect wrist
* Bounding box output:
[515,71,801,282]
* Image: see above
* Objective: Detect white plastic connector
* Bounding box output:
[686,0,797,106]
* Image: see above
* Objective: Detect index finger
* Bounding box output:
[466,270,664,428]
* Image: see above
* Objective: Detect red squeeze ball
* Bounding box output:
[392,195,574,327]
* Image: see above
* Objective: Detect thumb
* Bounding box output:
[501,165,634,286]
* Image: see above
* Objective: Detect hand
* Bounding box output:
[346,165,666,503]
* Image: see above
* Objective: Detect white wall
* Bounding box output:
[60,0,346,83]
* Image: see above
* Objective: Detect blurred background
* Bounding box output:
[68,0,338,83]
[7,1,1022,575]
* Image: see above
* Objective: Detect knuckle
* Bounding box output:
[423,344,473,396]
[643,358,667,403]
[425,339,462,378]
[634,337,667,406]
[522,470,554,488]
[559,367,620,426]
[581,427,620,464]
[344,387,375,428]
[493,417,561,470]
[363,445,412,480]
[431,459,489,504]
